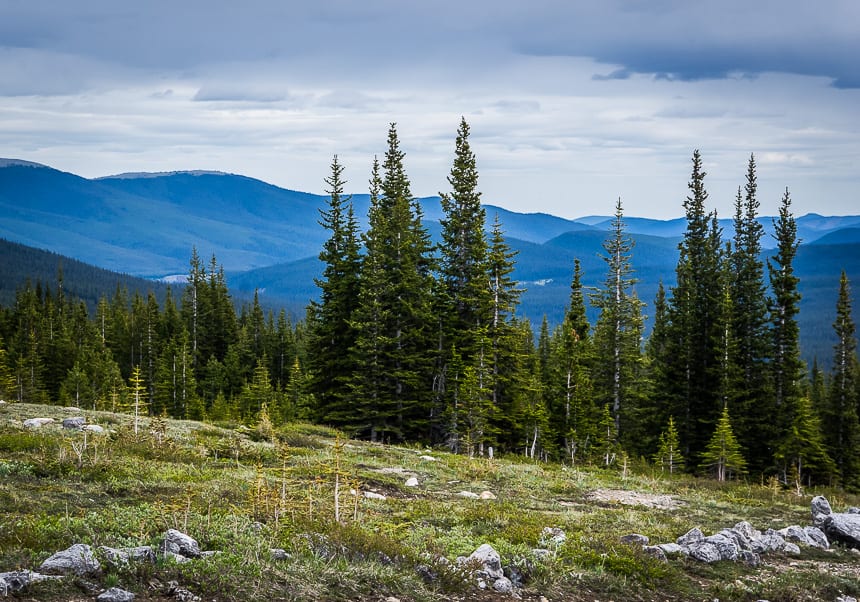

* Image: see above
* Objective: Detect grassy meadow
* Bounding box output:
[1,402,859,601]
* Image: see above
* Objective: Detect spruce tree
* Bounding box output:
[823,271,860,489]
[701,404,747,481]
[308,155,362,426]
[654,416,684,474]
[590,198,644,442]
[729,155,772,470]
[438,117,490,361]
[776,395,835,491]
[548,259,595,462]
[660,150,724,464]
[349,125,436,441]
[768,188,804,453]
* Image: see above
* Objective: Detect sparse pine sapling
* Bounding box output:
[654,416,684,474]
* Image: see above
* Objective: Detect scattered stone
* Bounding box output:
[0,571,47,595]
[404,477,419,487]
[62,417,86,429]
[836,596,858,602]
[643,545,668,561]
[812,495,833,525]
[364,491,386,500]
[457,491,479,499]
[97,586,135,602]
[160,529,201,559]
[676,527,704,547]
[270,548,290,561]
[479,490,497,500]
[848,508,860,515]
[804,526,829,549]
[162,551,191,564]
[656,543,686,556]
[738,550,761,567]
[539,527,567,547]
[83,424,106,434]
[99,545,156,569]
[23,417,54,429]
[419,455,437,462]
[384,597,402,602]
[504,561,532,588]
[39,543,101,576]
[468,544,504,580]
[687,541,723,563]
[165,581,201,602]
[492,576,514,593]
[620,533,649,546]
[531,548,553,561]
[199,550,220,558]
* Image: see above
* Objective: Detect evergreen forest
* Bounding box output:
[2,119,859,491]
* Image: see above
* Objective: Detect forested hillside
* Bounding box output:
[1,122,859,493]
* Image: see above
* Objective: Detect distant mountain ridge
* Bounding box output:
[2,158,859,367]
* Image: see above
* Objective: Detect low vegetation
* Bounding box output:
[2,402,859,601]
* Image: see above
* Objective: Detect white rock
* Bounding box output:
[97,587,136,602]
[39,543,101,576]
[23,417,54,429]
[492,576,514,593]
[479,490,497,500]
[468,544,504,580]
[419,455,437,462]
[364,491,387,500]
[457,491,479,499]
[160,529,201,558]
[83,424,106,433]
[404,477,419,487]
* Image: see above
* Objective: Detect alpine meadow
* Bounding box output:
[1,120,860,602]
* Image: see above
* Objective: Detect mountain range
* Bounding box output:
[2,158,859,366]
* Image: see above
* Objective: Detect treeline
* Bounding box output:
[1,120,858,490]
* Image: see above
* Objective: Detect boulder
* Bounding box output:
[97,587,136,602]
[62,417,86,429]
[620,533,649,546]
[39,543,101,576]
[479,491,497,500]
[0,570,62,595]
[823,513,860,548]
[23,417,54,429]
[83,424,106,434]
[676,527,704,547]
[457,491,479,499]
[404,477,419,487]
[687,541,722,563]
[803,526,829,549]
[810,497,860,548]
[468,544,504,580]
[492,576,514,593]
[656,543,686,556]
[160,529,201,558]
[364,491,386,500]
[99,545,156,568]
[811,495,833,525]
[643,546,667,561]
[704,533,739,561]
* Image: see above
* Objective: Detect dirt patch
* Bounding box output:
[583,488,684,510]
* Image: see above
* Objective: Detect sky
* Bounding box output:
[1,0,858,220]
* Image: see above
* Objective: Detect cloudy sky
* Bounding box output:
[2,1,858,219]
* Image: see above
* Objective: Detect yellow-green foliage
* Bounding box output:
[1,402,859,601]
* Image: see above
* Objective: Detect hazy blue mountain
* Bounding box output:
[3,158,859,367]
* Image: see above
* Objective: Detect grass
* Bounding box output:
[1,401,859,601]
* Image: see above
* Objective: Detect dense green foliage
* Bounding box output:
[1,128,859,490]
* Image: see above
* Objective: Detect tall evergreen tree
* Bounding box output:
[823,271,860,489]
[729,155,772,469]
[349,125,436,441]
[548,259,595,462]
[590,198,644,442]
[768,188,804,456]
[308,155,362,425]
[659,150,724,464]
